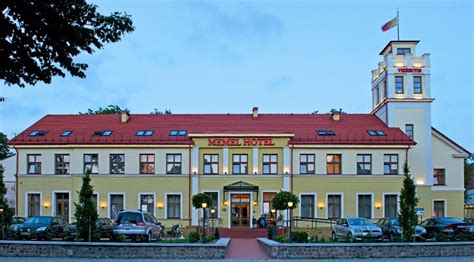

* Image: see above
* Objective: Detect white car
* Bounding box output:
[332,217,383,242]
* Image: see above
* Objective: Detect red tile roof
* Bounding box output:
[8,114,415,146]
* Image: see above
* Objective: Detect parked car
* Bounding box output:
[69,217,114,240]
[419,217,474,239]
[332,217,383,242]
[112,210,163,242]
[376,217,427,241]
[7,216,27,238]
[12,216,70,240]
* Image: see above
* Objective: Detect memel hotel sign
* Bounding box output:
[208,138,276,147]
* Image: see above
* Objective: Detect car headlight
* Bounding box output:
[395,228,401,233]
[354,229,361,233]
[36,227,47,232]
[12,225,18,231]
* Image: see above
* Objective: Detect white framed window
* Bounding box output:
[356,193,374,219]
[165,193,182,219]
[299,193,316,219]
[108,193,125,219]
[138,193,155,216]
[326,193,344,219]
[25,192,42,217]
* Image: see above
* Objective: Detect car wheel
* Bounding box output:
[389,232,395,242]
[332,232,338,242]
[145,232,152,243]
[347,232,354,242]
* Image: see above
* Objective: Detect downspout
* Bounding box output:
[14,146,19,216]
[290,144,294,192]
[188,145,192,226]
[405,145,410,166]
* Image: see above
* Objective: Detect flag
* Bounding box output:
[381,17,397,32]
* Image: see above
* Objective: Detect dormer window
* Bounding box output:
[61,130,73,137]
[29,130,48,136]
[94,130,112,136]
[317,130,335,136]
[169,130,187,136]
[367,130,386,136]
[397,48,411,55]
[136,130,154,136]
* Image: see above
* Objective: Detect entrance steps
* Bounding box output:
[219,228,268,239]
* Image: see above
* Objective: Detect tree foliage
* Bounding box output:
[191,193,212,209]
[0,132,10,160]
[329,108,347,114]
[74,172,98,241]
[398,162,419,242]
[0,164,14,240]
[271,191,299,210]
[465,157,474,203]
[1,0,134,87]
[150,109,172,114]
[80,105,127,115]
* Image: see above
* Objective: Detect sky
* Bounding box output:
[1,0,473,151]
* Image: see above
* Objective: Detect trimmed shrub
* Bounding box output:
[273,235,288,243]
[290,231,308,243]
[267,227,276,240]
[188,231,200,243]
[214,228,220,240]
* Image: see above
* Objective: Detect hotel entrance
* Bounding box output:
[231,194,250,227]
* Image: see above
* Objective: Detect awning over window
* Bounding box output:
[223,181,259,202]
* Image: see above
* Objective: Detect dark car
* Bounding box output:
[7,216,27,238]
[69,217,114,240]
[419,217,474,239]
[376,217,426,241]
[12,216,70,240]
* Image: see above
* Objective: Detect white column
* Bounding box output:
[191,146,199,174]
[283,175,290,191]
[191,175,199,225]
[283,146,290,174]
[223,147,229,174]
[252,147,259,174]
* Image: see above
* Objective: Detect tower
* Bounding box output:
[371,40,434,185]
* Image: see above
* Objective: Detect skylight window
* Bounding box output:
[29,130,48,136]
[317,130,335,136]
[61,130,73,137]
[169,130,188,136]
[367,130,386,136]
[94,130,113,136]
[136,130,154,136]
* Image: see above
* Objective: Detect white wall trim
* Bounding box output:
[432,199,447,217]
[137,192,156,216]
[325,192,344,219]
[164,192,183,220]
[107,192,126,219]
[52,190,72,223]
[298,193,317,218]
[93,192,100,214]
[355,192,374,219]
[25,191,43,217]
[382,192,400,217]
[201,190,220,219]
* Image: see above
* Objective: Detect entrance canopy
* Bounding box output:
[223,181,259,202]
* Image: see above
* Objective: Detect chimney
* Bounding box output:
[120,111,130,123]
[252,107,259,118]
[331,111,341,121]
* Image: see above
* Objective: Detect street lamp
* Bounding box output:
[201,202,207,243]
[287,201,294,243]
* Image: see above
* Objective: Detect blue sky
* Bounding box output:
[1,0,473,151]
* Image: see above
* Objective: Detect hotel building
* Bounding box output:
[9,41,470,228]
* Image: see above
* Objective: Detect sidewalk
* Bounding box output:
[225,238,269,259]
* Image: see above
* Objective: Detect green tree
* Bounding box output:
[74,172,98,241]
[191,193,212,209]
[0,132,10,160]
[1,0,134,87]
[150,109,172,114]
[0,164,14,240]
[271,191,299,210]
[398,162,419,242]
[80,105,127,115]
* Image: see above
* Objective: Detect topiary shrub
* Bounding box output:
[273,235,288,243]
[290,231,309,243]
[191,193,212,209]
[267,227,276,240]
[188,231,200,243]
[214,228,220,240]
[271,191,299,211]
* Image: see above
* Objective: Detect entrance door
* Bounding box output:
[55,192,69,222]
[231,194,250,227]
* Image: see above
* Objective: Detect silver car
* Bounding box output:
[332,217,383,242]
[112,210,162,242]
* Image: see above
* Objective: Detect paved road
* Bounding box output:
[1,257,474,262]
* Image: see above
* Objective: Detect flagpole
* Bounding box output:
[397,8,400,40]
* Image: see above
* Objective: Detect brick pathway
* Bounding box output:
[225,238,269,259]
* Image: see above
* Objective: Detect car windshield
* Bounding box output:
[348,218,371,225]
[115,213,143,225]
[390,218,399,226]
[439,218,464,224]
[25,217,52,224]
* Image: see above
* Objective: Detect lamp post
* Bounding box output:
[0,207,4,240]
[287,201,294,243]
[201,202,207,243]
